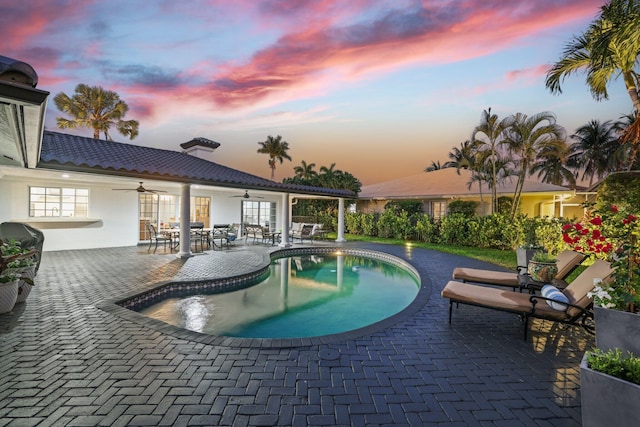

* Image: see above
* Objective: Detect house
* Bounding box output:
[0,55,354,254]
[357,168,589,219]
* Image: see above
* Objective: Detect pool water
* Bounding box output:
[138,253,420,338]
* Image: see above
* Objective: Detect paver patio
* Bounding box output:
[0,241,591,426]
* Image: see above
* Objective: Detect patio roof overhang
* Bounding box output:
[0,80,49,169]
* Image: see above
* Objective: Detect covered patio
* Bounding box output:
[0,242,590,425]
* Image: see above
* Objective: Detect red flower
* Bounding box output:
[581,228,590,235]
[590,217,603,226]
[562,223,573,231]
[611,205,619,213]
[563,234,573,243]
[629,214,637,222]
[592,229,601,239]
[574,223,583,231]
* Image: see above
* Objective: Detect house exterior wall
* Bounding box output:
[1,177,139,251]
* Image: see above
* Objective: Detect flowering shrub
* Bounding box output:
[563,204,640,311]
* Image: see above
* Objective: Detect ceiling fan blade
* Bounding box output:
[112,181,166,193]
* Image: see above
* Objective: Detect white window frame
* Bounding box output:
[29,186,89,218]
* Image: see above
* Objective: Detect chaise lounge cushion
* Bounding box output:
[441,280,567,320]
[451,268,520,287]
[452,250,586,288]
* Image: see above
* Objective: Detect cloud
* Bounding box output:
[197,0,601,109]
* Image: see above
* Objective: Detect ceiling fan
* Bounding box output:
[230,190,263,199]
[112,181,166,194]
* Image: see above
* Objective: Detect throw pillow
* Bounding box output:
[541,284,569,311]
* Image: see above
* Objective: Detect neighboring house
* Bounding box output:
[357,168,590,219]
[0,56,353,254]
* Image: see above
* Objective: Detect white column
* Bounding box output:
[336,197,346,243]
[177,183,192,258]
[279,192,291,247]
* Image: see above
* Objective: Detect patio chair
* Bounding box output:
[147,223,173,252]
[451,250,586,291]
[244,224,265,244]
[441,259,614,340]
[292,224,314,243]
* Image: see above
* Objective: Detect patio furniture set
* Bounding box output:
[441,250,615,340]
[146,223,239,253]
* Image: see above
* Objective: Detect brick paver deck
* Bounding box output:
[0,241,591,426]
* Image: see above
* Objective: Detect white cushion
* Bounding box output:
[541,285,569,311]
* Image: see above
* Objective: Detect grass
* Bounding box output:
[326,233,517,270]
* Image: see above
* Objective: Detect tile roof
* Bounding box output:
[38,131,354,198]
[359,168,571,199]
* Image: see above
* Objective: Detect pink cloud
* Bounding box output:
[192,0,602,109]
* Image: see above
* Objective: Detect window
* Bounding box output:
[242,201,276,230]
[191,196,210,224]
[29,187,88,217]
[432,201,447,220]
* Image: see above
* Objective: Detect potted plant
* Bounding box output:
[0,239,36,314]
[580,348,640,427]
[527,251,558,283]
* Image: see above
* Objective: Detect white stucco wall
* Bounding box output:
[1,177,139,251]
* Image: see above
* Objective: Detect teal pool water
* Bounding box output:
[138,253,420,338]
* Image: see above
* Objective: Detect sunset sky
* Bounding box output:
[2,0,632,185]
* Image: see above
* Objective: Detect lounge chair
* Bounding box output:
[441,259,614,340]
[451,250,586,290]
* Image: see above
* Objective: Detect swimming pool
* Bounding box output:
[132,250,420,339]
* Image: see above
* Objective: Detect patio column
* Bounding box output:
[279,192,291,247]
[336,197,346,243]
[177,183,193,258]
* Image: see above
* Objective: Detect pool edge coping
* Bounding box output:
[96,246,432,348]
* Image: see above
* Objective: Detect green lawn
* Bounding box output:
[326,233,517,270]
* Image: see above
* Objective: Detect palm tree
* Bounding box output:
[447,140,477,170]
[293,160,317,179]
[471,108,510,214]
[53,83,139,140]
[424,160,443,172]
[503,111,568,218]
[318,163,338,188]
[531,141,576,187]
[257,135,292,180]
[569,120,621,186]
[613,112,640,169]
[545,0,640,166]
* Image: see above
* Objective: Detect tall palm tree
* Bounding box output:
[257,135,292,180]
[53,83,139,140]
[545,0,640,166]
[471,108,510,214]
[569,120,621,186]
[293,160,317,179]
[503,111,568,218]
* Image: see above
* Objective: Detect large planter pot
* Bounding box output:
[581,354,640,427]
[0,279,19,314]
[528,260,558,283]
[12,265,36,303]
[595,306,640,356]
